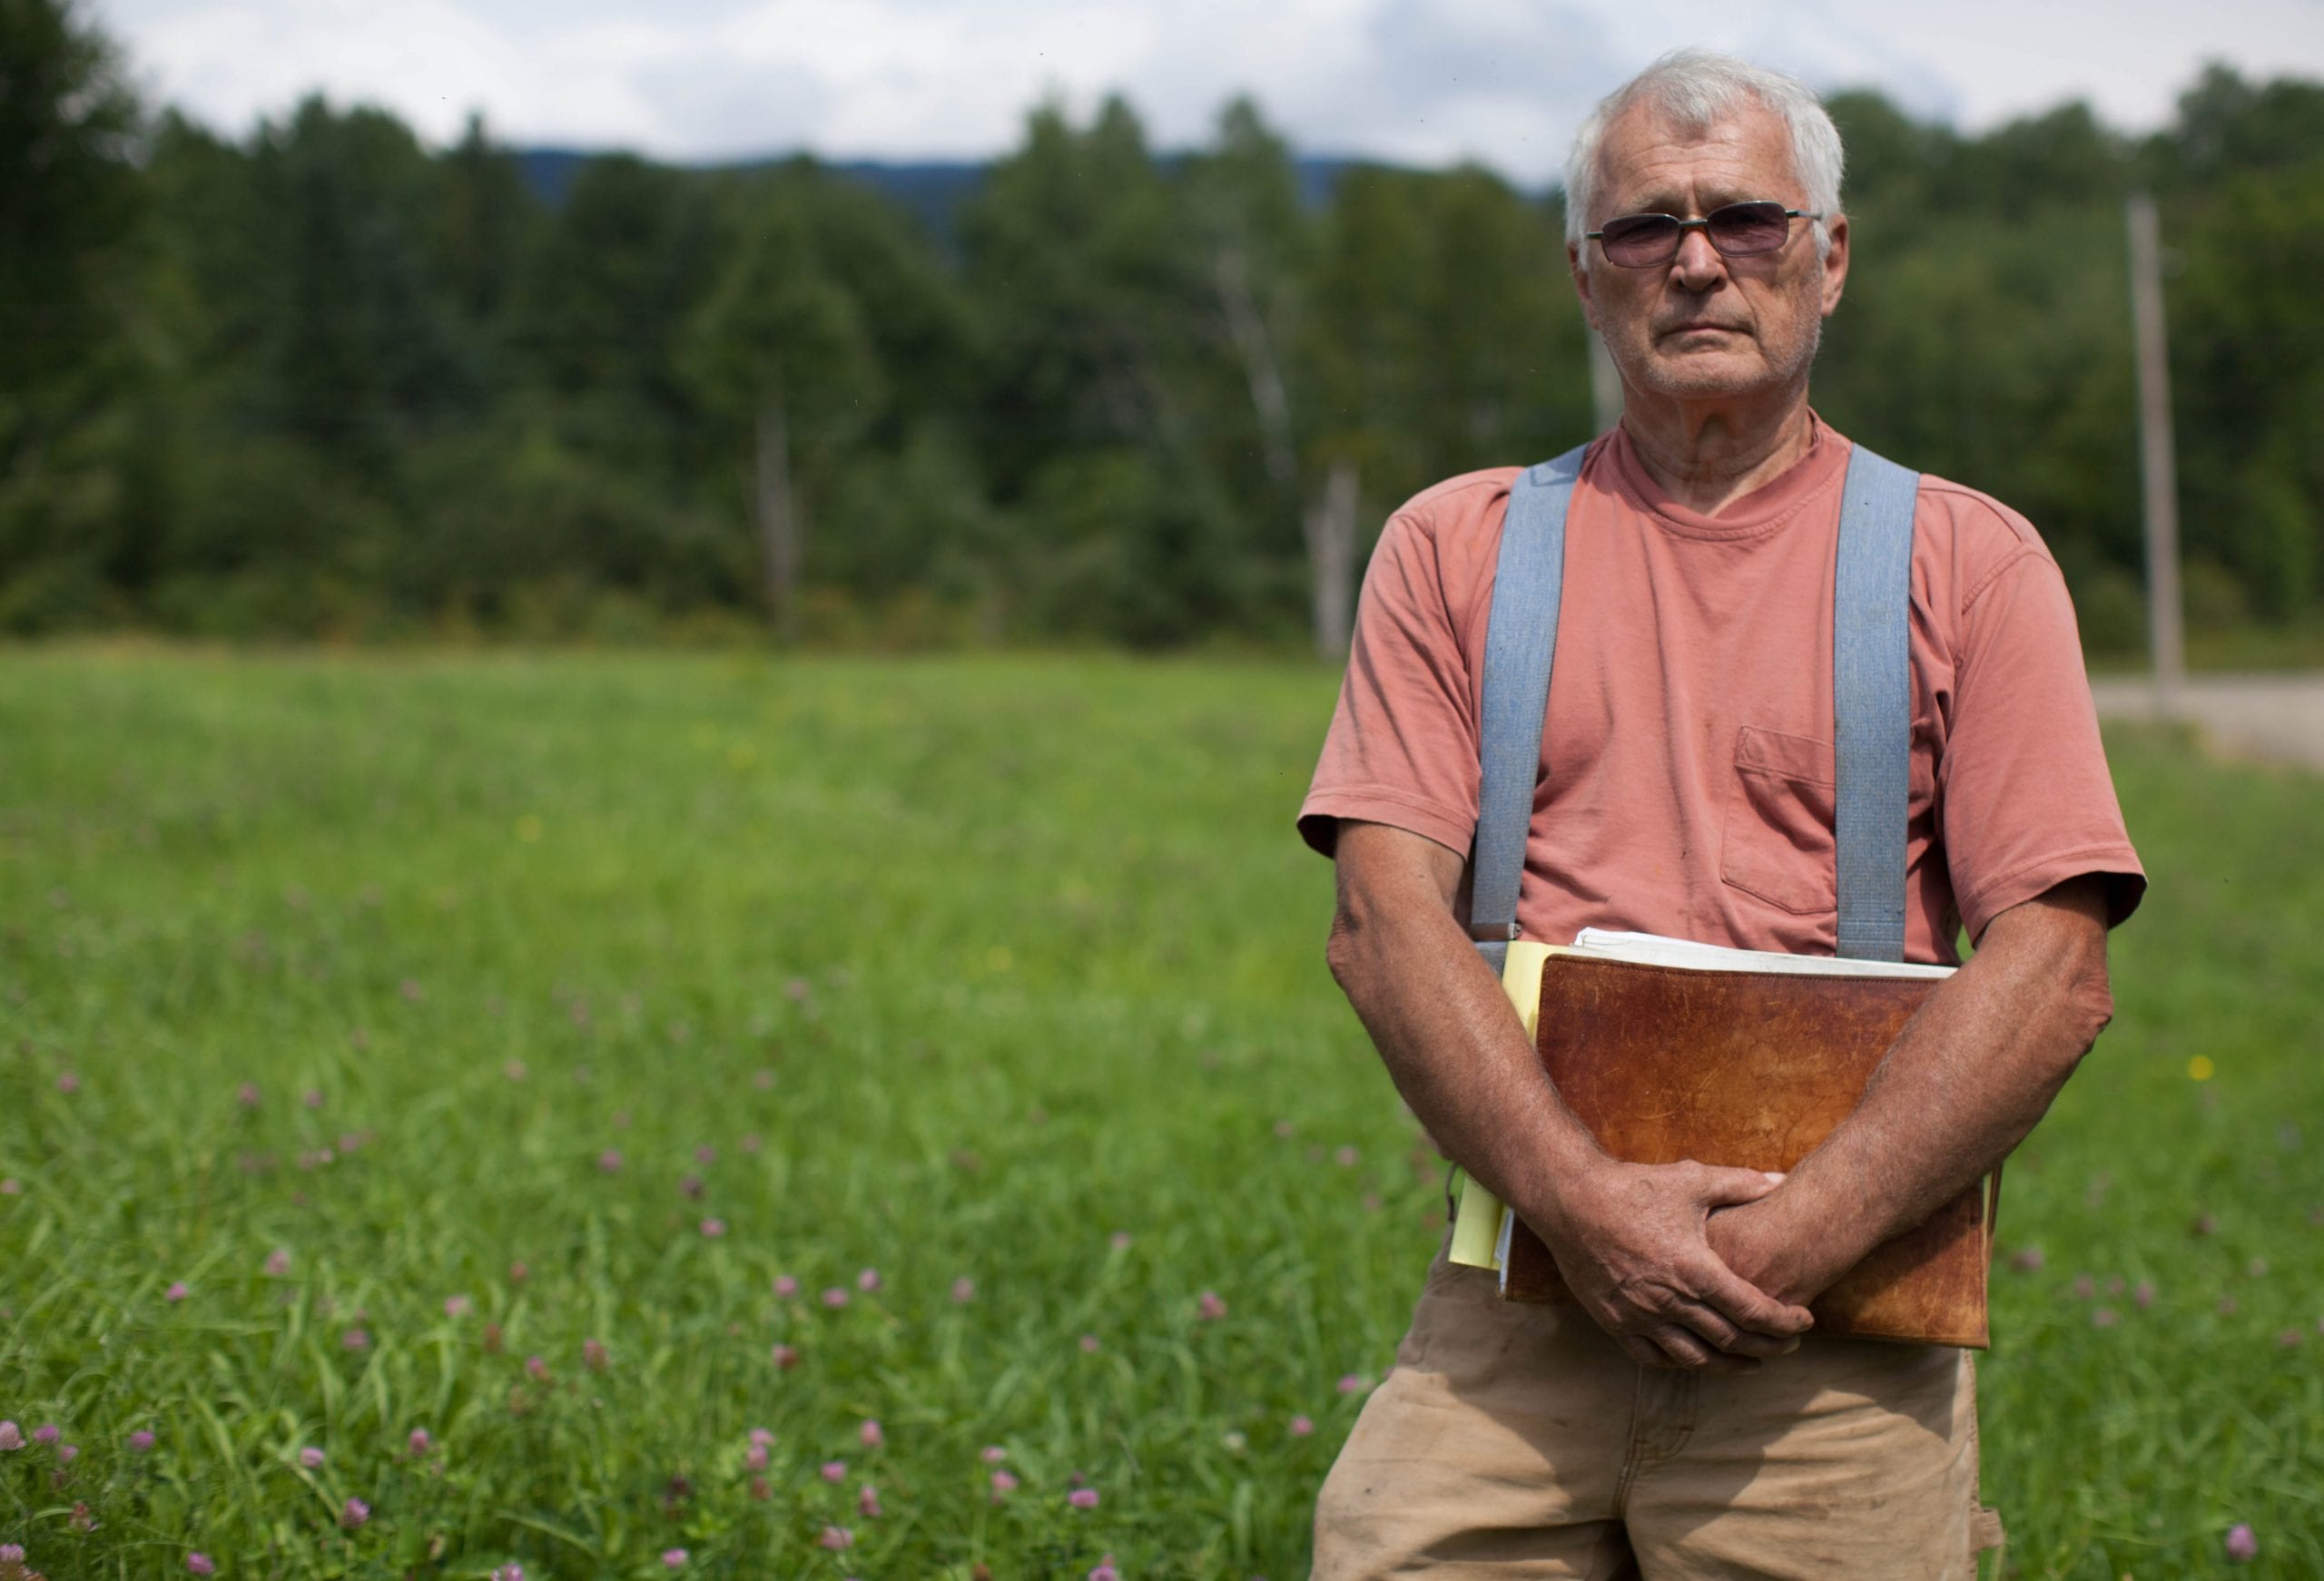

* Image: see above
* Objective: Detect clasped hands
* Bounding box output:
[1531,1156,1848,1373]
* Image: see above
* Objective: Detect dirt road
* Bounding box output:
[2090,673,2324,773]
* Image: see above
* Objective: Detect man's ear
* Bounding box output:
[1569,241,1598,331]
[1819,213,1849,318]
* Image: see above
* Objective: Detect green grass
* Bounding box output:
[0,645,2318,1579]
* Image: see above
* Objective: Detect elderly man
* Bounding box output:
[1296,49,2144,1578]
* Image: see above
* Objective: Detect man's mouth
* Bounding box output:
[1659,320,1746,338]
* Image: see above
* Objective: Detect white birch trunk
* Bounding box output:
[1216,245,1299,492]
[1303,457,1358,659]
[754,396,798,635]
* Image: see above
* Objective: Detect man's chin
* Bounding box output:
[1634,355,1778,402]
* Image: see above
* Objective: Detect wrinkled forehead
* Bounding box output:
[1591,101,1804,218]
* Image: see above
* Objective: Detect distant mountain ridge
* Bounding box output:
[514,146,1393,235]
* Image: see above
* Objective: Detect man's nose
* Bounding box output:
[1669,227,1727,289]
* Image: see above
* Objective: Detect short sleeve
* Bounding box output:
[1296,507,1488,859]
[1938,545,2146,941]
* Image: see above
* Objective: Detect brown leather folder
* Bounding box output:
[1501,954,1994,1348]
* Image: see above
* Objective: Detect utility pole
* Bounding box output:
[2126,191,2186,712]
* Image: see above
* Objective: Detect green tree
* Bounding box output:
[961,96,1275,643]
[1823,78,2324,639]
[2161,64,2324,183]
[681,191,880,633]
[1948,102,2132,221]
[2171,156,2324,617]
[1305,164,1590,517]
[430,113,535,349]
[961,96,1202,491]
[1818,201,2140,580]
[1824,90,1959,218]
[0,0,145,628]
[115,97,477,630]
[702,164,974,615]
[0,0,140,386]
[514,152,717,479]
[231,98,474,466]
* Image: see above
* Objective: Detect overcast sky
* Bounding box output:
[92,0,2324,184]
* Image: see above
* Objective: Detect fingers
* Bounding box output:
[1655,1298,1797,1365]
[1690,1162,1788,1209]
[1602,1301,1779,1371]
[1591,1288,1802,1370]
[1713,1325,1805,1361]
[1687,1252,1815,1339]
[1667,1300,1801,1360]
[1646,1324,1759,1374]
[1614,1333,1669,1369]
[1665,1300,1742,1353]
[1613,1327,1735,1372]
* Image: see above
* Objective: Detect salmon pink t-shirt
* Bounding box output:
[1298,417,2144,962]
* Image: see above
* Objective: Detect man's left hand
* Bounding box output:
[1704,1189,1859,1311]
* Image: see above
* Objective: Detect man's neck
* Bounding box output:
[1617,387,1819,517]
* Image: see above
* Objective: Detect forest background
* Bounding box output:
[5,0,2323,659]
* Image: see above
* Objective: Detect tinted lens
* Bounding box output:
[1706,201,1792,255]
[1599,213,1679,266]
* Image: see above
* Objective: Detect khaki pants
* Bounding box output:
[1313,1241,2004,1579]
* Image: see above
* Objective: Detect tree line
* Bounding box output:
[4,0,2320,653]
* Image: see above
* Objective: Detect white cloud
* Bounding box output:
[123,0,676,145]
[93,0,2324,177]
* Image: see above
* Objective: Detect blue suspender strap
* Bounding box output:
[1469,444,1590,976]
[1472,438,1915,967]
[1831,444,1921,964]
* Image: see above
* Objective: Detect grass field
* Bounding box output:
[1,645,2319,1579]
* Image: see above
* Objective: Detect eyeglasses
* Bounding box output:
[1585,201,1822,268]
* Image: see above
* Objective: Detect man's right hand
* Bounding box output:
[1529,1157,1815,1372]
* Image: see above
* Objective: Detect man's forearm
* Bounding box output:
[1324,841,1603,1225]
[1715,876,2116,1301]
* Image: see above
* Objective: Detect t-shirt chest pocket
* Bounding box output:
[1719,724,1837,915]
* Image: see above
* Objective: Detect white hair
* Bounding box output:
[1563,49,1844,265]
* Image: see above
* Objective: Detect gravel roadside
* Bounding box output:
[2091,673,2324,774]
